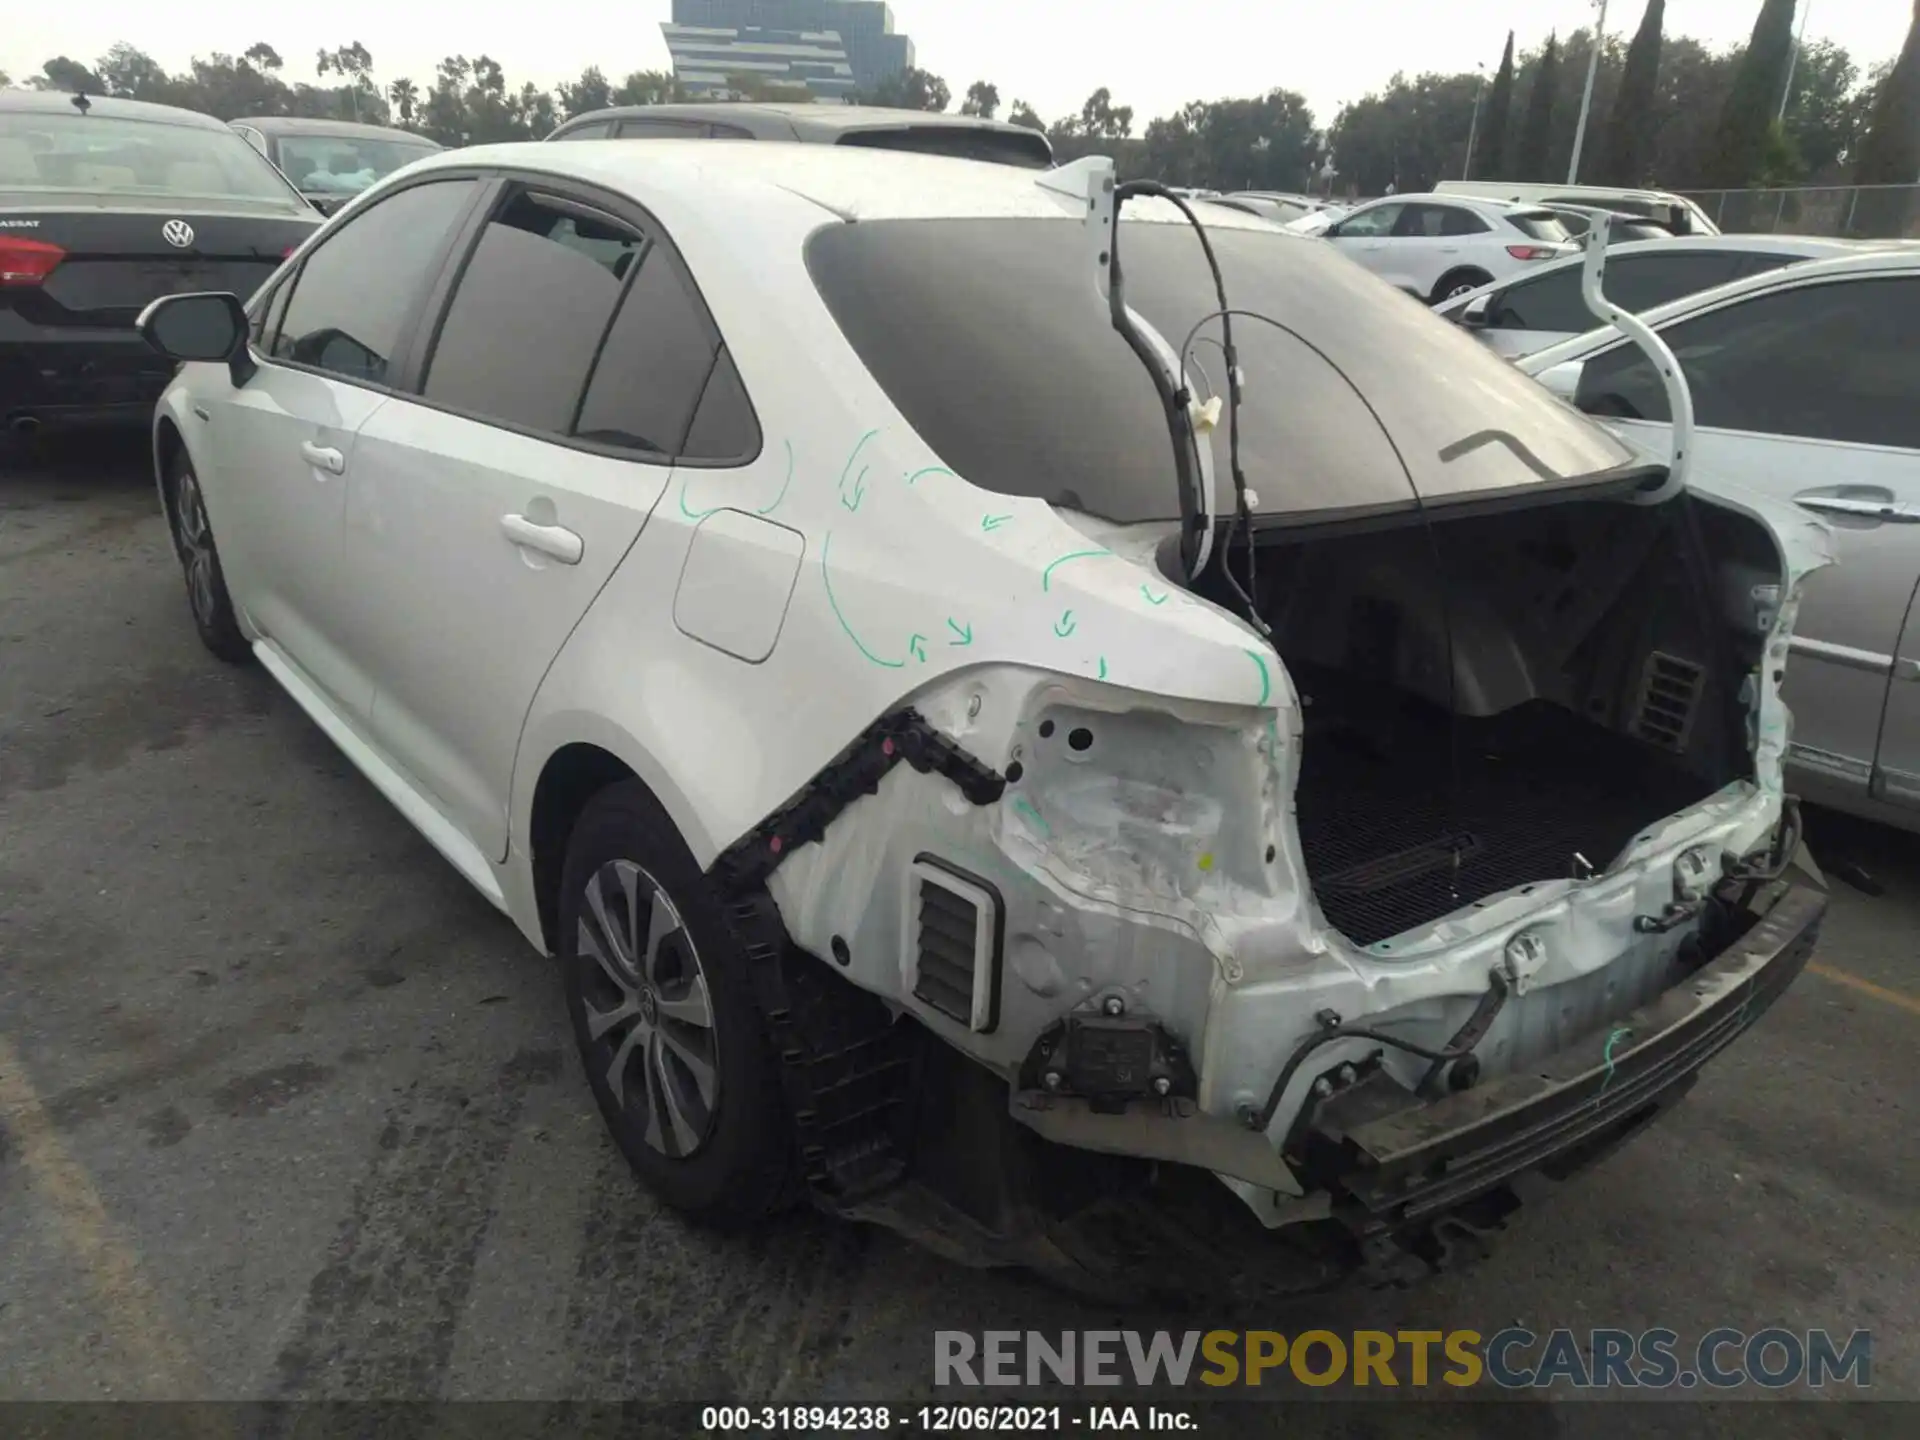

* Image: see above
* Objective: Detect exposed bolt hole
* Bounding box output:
[1265,844,1276,864]
[1038,719,1056,738]
[1067,727,1094,752]
[830,935,851,967]
[1005,761,1024,784]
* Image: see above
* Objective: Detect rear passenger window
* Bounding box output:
[555,121,611,140]
[423,192,643,435]
[680,348,760,462]
[273,178,475,384]
[573,247,727,455]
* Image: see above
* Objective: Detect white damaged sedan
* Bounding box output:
[138,141,1831,1297]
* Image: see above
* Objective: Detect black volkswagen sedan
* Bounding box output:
[1,90,320,435]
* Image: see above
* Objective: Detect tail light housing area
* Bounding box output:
[1507,244,1559,261]
[0,234,65,287]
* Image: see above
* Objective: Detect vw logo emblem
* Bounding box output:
[161,219,195,248]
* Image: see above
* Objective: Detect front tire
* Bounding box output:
[165,451,251,665]
[559,781,795,1226]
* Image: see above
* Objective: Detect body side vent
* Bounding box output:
[1631,650,1705,753]
[907,856,1003,1034]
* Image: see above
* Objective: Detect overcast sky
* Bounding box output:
[3,2,1910,128]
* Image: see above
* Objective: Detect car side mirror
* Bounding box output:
[1460,294,1492,327]
[137,291,256,386]
[1535,360,1585,400]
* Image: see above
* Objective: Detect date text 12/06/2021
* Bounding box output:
[700,1406,1196,1432]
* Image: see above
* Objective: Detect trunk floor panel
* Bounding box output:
[1293,676,1714,947]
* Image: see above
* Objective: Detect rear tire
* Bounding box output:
[559,780,795,1227]
[164,451,251,665]
[1431,269,1493,305]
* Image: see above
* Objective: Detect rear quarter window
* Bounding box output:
[1507,211,1573,243]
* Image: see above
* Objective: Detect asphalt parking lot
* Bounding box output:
[2,433,1916,1427]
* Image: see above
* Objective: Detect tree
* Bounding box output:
[423,55,474,144]
[514,82,557,139]
[316,41,375,122]
[1138,89,1319,193]
[1704,0,1799,187]
[388,77,420,129]
[97,42,175,102]
[1780,40,1861,177]
[556,65,612,119]
[1481,32,1516,179]
[1851,1,1920,235]
[611,70,681,106]
[1645,35,1743,186]
[1076,86,1134,139]
[32,57,103,94]
[1598,0,1665,186]
[961,80,1000,119]
[1332,71,1483,193]
[866,67,949,112]
[0,68,10,89]
[243,43,283,73]
[1008,99,1044,131]
[1514,32,1561,180]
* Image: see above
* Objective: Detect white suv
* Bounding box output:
[1317,193,1579,303]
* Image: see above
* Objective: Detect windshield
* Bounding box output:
[275,133,439,195]
[1508,210,1574,243]
[0,113,303,204]
[807,217,1638,525]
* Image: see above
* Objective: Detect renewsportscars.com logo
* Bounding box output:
[934,1328,1872,1390]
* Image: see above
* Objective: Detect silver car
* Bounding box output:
[1436,235,1881,358]
[1519,247,1920,833]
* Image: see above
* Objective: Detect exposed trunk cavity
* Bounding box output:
[1195,492,1783,946]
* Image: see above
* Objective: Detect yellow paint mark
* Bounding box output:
[1809,962,1920,1019]
[0,1038,217,1408]
[1197,853,1215,872]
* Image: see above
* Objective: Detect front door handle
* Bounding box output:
[500,513,583,565]
[299,441,345,476]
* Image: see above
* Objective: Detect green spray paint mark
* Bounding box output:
[1098,655,1109,680]
[1053,609,1078,638]
[1041,548,1113,592]
[908,634,928,663]
[906,466,955,486]
[946,619,973,646]
[838,428,879,514]
[820,531,904,670]
[1141,585,1169,605]
[1599,1026,1634,1096]
[1245,648,1272,706]
[1012,796,1052,837]
[681,438,795,520]
[981,514,1012,532]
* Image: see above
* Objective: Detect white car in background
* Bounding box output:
[1435,234,1884,358]
[1435,180,1720,237]
[1520,247,1920,833]
[1312,192,1579,303]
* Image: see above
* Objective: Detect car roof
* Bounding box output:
[1352,192,1551,214]
[233,116,442,145]
[0,89,232,131]
[1434,233,1904,315]
[552,102,1038,140]
[408,138,1278,229]
[1518,245,1920,369]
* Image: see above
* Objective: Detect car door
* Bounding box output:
[1572,273,1920,807]
[1322,202,1403,282]
[200,175,481,717]
[1877,579,1920,808]
[332,181,727,861]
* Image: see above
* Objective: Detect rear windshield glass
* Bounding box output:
[1508,210,1574,242]
[834,126,1053,170]
[807,217,1638,524]
[0,113,303,204]
[275,133,439,196]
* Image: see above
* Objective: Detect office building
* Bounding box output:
[666,1,915,99]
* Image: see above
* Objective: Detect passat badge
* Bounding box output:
[162,219,195,248]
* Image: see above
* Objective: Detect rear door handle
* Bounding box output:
[299,441,345,476]
[1795,495,1916,522]
[500,513,583,565]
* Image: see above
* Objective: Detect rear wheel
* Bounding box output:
[1432,268,1492,304]
[559,781,795,1226]
[165,452,251,664]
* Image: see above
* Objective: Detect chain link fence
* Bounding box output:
[1674,184,1920,239]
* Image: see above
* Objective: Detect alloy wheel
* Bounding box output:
[576,858,721,1159]
[172,467,219,628]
